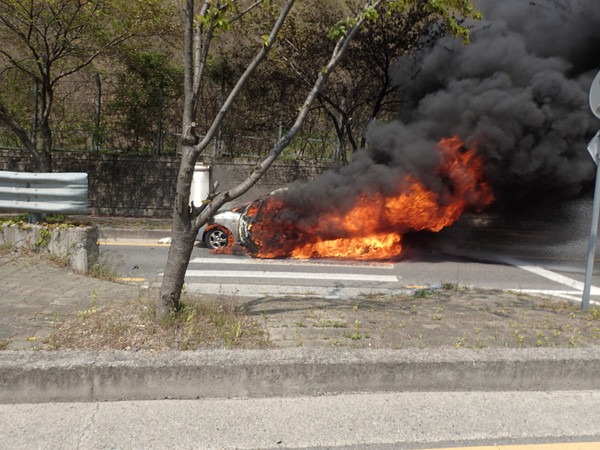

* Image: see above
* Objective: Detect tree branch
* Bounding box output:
[0,99,42,164]
[192,0,384,229]
[190,0,297,157]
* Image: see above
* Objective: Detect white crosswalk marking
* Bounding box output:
[184,256,402,297]
[186,270,398,282]
[189,257,394,269]
[185,284,402,298]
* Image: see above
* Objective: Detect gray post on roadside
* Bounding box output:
[583,136,600,310]
[583,71,600,311]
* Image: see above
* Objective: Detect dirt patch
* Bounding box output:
[43,291,271,352]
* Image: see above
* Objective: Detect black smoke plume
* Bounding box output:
[278,0,600,229]
[371,0,600,206]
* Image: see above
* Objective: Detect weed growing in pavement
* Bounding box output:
[345,319,363,340]
[225,321,242,346]
[588,308,600,321]
[77,304,98,319]
[514,329,526,348]
[456,336,467,347]
[432,307,445,321]
[46,331,57,350]
[346,332,362,340]
[413,288,435,298]
[474,336,496,348]
[441,281,460,291]
[303,309,319,320]
[313,320,348,328]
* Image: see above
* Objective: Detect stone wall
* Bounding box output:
[0,150,340,217]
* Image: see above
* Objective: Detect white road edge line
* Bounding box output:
[501,256,600,296]
[516,289,592,303]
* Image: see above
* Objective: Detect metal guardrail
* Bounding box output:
[0,171,88,215]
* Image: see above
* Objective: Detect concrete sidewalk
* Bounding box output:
[0,253,140,351]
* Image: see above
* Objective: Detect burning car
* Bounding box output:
[200,209,241,249]
[200,189,285,251]
[201,138,494,261]
[198,198,265,250]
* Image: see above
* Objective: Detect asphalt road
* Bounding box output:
[3,391,600,448]
[99,226,600,304]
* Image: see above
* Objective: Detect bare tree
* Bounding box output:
[157,0,388,319]
[0,0,172,171]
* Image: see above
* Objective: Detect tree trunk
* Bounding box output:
[39,125,51,171]
[38,83,54,172]
[156,142,198,318]
[38,122,53,172]
[156,217,196,318]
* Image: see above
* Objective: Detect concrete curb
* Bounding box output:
[2,348,600,404]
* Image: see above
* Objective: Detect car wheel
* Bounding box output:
[204,226,231,249]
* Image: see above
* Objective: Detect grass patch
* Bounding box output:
[43,292,271,351]
[413,288,435,298]
[0,214,28,225]
[88,251,123,281]
[0,213,88,227]
[441,281,461,291]
[345,332,362,341]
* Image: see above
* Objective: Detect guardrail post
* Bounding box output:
[27,213,42,224]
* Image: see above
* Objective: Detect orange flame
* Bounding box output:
[242,136,493,260]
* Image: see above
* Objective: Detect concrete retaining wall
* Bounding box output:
[0,223,99,274]
[0,151,340,217]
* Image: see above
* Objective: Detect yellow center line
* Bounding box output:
[431,443,600,450]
